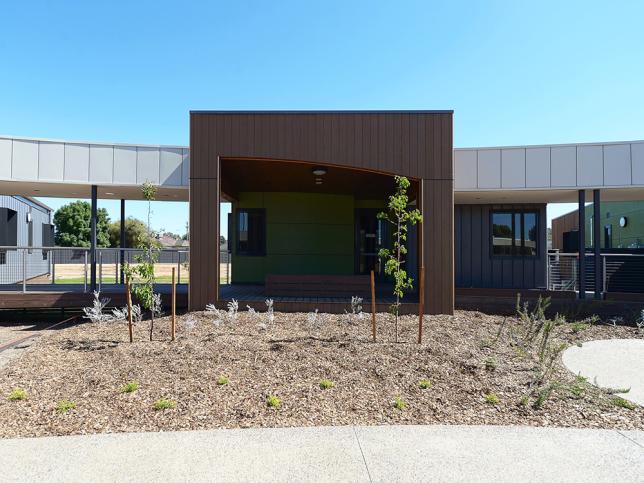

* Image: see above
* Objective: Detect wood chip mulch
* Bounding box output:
[0,309,642,438]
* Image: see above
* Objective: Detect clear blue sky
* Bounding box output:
[1,1,643,234]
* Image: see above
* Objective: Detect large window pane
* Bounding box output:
[523,212,537,256]
[492,212,513,255]
[236,209,265,256]
[491,210,538,257]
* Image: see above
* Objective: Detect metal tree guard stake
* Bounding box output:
[418,266,425,344]
[126,275,133,343]
[371,270,376,342]
[171,267,176,341]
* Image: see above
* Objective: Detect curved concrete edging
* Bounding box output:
[562,339,644,405]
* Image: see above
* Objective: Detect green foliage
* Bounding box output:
[393,396,407,410]
[266,394,281,408]
[217,376,229,386]
[8,387,27,401]
[120,381,140,393]
[377,176,422,342]
[418,379,432,389]
[56,400,77,413]
[532,384,556,409]
[108,217,155,248]
[124,182,160,341]
[612,397,636,410]
[484,357,498,371]
[570,322,590,334]
[484,393,500,405]
[568,376,588,398]
[53,200,111,247]
[319,379,334,390]
[153,399,176,410]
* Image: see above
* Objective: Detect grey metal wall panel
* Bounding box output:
[89,145,114,183]
[12,140,38,180]
[160,148,182,186]
[64,144,90,182]
[0,138,11,179]
[38,142,65,181]
[454,203,547,290]
[113,146,137,184]
[136,147,160,184]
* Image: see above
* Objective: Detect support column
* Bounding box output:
[593,189,601,299]
[578,190,586,299]
[90,185,97,292]
[120,199,126,284]
[422,178,454,315]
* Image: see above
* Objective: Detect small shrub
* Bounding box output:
[319,379,334,390]
[217,376,229,386]
[120,381,140,393]
[393,396,407,410]
[484,393,500,405]
[568,376,587,398]
[418,379,432,389]
[153,399,177,410]
[612,397,636,410]
[533,384,555,409]
[484,357,498,371]
[570,322,590,334]
[266,394,281,408]
[8,388,27,401]
[56,400,77,413]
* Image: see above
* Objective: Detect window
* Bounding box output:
[0,251,5,265]
[236,209,266,256]
[0,208,18,246]
[492,210,538,256]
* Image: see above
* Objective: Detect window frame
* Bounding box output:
[490,209,539,258]
[235,208,266,257]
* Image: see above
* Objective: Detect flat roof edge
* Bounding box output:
[190,109,454,115]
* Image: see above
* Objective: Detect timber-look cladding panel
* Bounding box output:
[189,111,454,314]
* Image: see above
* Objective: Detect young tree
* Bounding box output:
[377,176,422,343]
[53,201,111,247]
[124,182,160,341]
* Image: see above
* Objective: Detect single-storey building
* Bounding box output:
[0,195,54,284]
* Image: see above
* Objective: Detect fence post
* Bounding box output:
[51,250,56,285]
[22,249,26,293]
[546,255,550,291]
[602,255,607,296]
[83,251,88,293]
[171,267,176,341]
[370,270,376,342]
[98,251,103,292]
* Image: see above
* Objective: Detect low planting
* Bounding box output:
[0,308,641,438]
[152,399,176,411]
[56,400,76,414]
[8,388,27,401]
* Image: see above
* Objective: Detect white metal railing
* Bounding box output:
[547,252,644,294]
[0,246,189,293]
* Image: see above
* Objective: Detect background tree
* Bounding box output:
[377,176,422,343]
[108,217,149,248]
[54,201,110,247]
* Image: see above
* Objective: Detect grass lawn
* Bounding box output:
[1,309,642,438]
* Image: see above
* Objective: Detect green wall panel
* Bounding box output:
[230,192,382,283]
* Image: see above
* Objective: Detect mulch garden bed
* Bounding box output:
[0,308,642,438]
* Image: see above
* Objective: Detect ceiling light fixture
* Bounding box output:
[105,192,114,195]
[312,167,327,176]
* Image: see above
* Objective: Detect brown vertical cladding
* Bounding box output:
[551,210,579,250]
[189,111,454,315]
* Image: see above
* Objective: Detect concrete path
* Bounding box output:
[563,338,644,405]
[1,425,642,482]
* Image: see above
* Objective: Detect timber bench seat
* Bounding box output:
[265,274,371,298]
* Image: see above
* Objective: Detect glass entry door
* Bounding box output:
[355,209,387,277]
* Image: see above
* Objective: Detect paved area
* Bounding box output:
[563,338,644,405]
[0,425,642,482]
